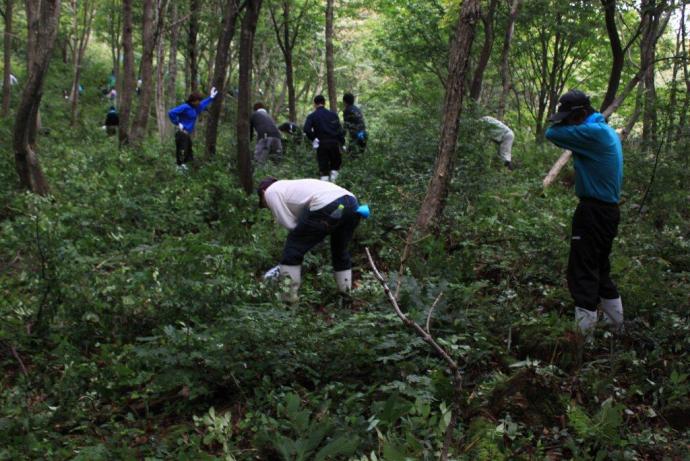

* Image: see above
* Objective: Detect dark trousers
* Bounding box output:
[175,131,194,165]
[348,136,367,157]
[316,141,342,176]
[567,198,620,311]
[281,195,360,271]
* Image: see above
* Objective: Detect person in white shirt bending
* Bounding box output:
[257,177,365,302]
[480,115,515,170]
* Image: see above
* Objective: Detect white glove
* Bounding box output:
[210,87,218,99]
[263,265,281,281]
[312,138,320,149]
[178,123,184,132]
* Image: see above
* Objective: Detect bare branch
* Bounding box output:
[426,292,444,334]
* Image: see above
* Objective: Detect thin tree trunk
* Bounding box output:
[25,0,41,146]
[155,12,167,140]
[167,1,179,108]
[600,0,624,111]
[69,0,95,126]
[205,0,239,157]
[497,0,520,119]
[676,2,689,142]
[130,0,168,144]
[469,0,498,102]
[2,0,13,117]
[236,0,262,194]
[118,0,135,146]
[13,0,61,195]
[640,0,661,146]
[188,0,200,93]
[325,0,337,111]
[411,0,481,236]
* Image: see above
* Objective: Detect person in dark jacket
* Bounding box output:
[278,121,303,145]
[303,95,345,182]
[342,93,367,156]
[168,87,217,169]
[545,90,624,338]
[104,106,119,136]
[250,103,283,164]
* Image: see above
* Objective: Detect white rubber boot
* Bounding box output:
[334,269,352,294]
[279,264,301,303]
[575,306,597,339]
[600,296,624,330]
[320,175,330,182]
[329,170,339,183]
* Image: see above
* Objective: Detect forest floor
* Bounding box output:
[1,60,689,460]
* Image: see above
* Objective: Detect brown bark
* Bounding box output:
[600,0,624,111]
[118,0,135,145]
[676,3,689,141]
[13,0,61,195]
[166,1,179,108]
[187,0,200,93]
[325,0,337,111]
[25,0,41,145]
[497,0,520,119]
[411,0,481,236]
[269,0,310,122]
[130,0,168,144]
[469,0,498,102]
[205,0,240,157]
[2,0,13,117]
[69,0,96,126]
[155,5,167,141]
[236,0,262,194]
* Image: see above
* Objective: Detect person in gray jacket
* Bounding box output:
[250,103,283,163]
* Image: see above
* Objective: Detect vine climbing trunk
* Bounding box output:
[13,0,61,195]
[236,0,262,194]
[325,0,337,111]
[205,0,240,158]
[600,0,624,111]
[410,0,481,237]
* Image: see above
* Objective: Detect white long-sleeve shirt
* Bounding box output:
[264,179,355,230]
[480,116,513,142]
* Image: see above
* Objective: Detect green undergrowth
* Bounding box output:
[1,64,689,460]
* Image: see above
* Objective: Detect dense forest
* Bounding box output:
[1,0,689,459]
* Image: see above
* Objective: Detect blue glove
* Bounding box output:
[356,130,367,141]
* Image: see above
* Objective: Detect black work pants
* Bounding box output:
[567,198,620,311]
[281,195,360,271]
[348,136,367,157]
[175,131,194,165]
[316,141,342,176]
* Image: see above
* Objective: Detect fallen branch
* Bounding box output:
[365,247,462,461]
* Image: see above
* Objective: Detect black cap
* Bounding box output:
[549,90,592,123]
[257,177,278,208]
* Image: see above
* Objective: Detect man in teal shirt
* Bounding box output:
[545,90,624,337]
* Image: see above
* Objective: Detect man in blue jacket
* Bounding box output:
[168,87,218,169]
[303,95,345,182]
[545,90,624,337]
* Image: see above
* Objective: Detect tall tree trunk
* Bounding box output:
[497,0,520,119]
[167,1,179,107]
[13,0,61,195]
[325,0,337,111]
[2,0,13,117]
[469,0,498,102]
[236,0,262,194]
[600,0,624,111]
[155,10,167,140]
[188,0,200,93]
[640,0,661,146]
[676,2,689,142]
[411,0,481,236]
[118,0,135,146]
[205,0,239,157]
[130,0,168,144]
[69,0,95,126]
[25,0,41,146]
